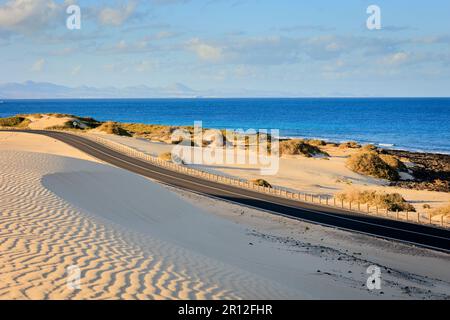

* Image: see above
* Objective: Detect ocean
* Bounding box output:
[1,98,450,154]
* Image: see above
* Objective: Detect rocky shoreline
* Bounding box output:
[385,149,450,192]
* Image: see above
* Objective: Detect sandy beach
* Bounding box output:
[1,131,450,299]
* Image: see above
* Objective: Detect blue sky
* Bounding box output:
[1,0,450,96]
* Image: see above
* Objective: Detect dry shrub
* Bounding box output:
[158,151,184,164]
[251,179,272,188]
[280,139,329,157]
[379,154,407,171]
[0,116,30,128]
[307,139,327,146]
[346,151,399,181]
[121,123,193,144]
[361,144,377,152]
[431,203,450,217]
[158,152,172,161]
[339,141,361,149]
[336,189,415,212]
[97,121,131,136]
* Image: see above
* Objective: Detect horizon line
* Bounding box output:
[2,96,450,100]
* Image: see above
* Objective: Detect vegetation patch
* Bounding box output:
[307,139,327,146]
[379,154,407,172]
[97,121,131,136]
[361,144,377,152]
[121,123,195,144]
[339,141,361,149]
[346,151,400,181]
[0,116,30,128]
[158,151,184,164]
[431,203,450,218]
[336,189,416,212]
[280,139,329,157]
[251,179,272,188]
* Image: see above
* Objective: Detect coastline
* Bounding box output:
[280,135,450,156]
[1,97,450,155]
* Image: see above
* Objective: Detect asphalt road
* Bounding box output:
[4,129,450,253]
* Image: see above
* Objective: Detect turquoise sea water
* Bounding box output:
[1,98,450,154]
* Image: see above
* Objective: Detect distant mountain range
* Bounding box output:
[0,81,299,99]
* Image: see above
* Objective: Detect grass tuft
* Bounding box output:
[339,141,361,149]
[280,139,329,157]
[431,203,450,218]
[336,189,415,212]
[97,121,131,136]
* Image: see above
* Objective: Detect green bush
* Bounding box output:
[0,116,30,128]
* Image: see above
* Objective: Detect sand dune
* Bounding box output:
[0,150,303,299]
[1,132,450,300]
[92,133,450,211]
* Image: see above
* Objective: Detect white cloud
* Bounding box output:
[98,1,137,26]
[71,64,81,75]
[31,58,45,72]
[382,52,409,65]
[187,38,224,62]
[116,40,128,50]
[135,60,155,72]
[0,0,59,33]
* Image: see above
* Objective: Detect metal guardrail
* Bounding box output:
[64,131,449,230]
[1,127,447,229]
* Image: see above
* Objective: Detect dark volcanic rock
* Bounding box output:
[383,149,450,192]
